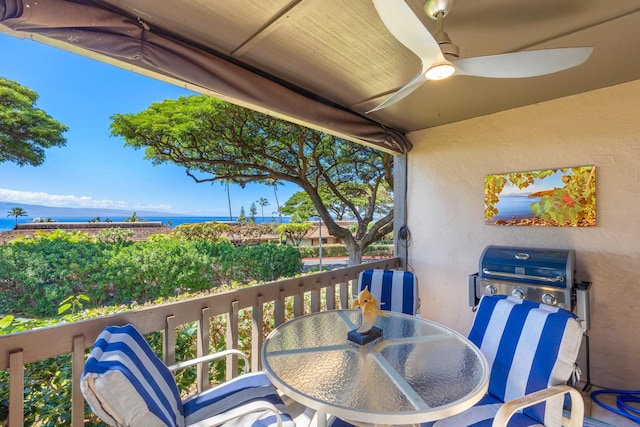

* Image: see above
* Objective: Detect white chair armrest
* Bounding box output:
[492,384,584,427]
[185,400,283,427]
[167,349,250,375]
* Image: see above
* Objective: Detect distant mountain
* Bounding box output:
[0,201,187,218]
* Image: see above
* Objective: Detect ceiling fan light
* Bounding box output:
[425,63,455,80]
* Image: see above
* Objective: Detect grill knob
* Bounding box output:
[512,288,525,299]
[542,293,557,306]
[484,284,497,296]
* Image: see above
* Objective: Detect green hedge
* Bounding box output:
[0,231,301,317]
[299,244,393,258]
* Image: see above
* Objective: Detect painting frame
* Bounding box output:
[485,165,596,227]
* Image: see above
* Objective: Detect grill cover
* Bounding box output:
[479,245,575,288]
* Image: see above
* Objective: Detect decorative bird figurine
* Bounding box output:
[353,286,388,334]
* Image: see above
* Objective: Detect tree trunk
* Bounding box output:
[226,182,232,221]
[273,185,282,224]
[343,237,363,266]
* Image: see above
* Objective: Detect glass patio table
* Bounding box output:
[261,309,489,427]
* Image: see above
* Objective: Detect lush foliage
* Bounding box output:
[275,222,314,246]
[0,77,68,166]
[0,230,109,316]
[172,221,232,241]
[225,223,278,246]
[110,96,394,265]
[298,243,393,258]
[281,186,393,222]
[218,243,302,284]
[0,228,304,425]
[0,230,301,317]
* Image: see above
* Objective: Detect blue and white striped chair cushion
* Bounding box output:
[184,372,295,427]
[81,324,295,427]
[358,269,419,315]
[81,324,184,426]
[422,295,583,427]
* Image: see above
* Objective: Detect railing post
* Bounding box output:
[252,295,264,372]
[198,307,211,391]
[9,349,24,427]
[72,335,86,427]
[226,300,239,381]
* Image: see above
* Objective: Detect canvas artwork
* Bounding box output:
[485,166,596,227]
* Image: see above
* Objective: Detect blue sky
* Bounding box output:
[0,33,298,216]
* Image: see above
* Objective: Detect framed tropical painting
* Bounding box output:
[485,166,596,226]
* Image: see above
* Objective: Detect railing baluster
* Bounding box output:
[311,284,321,313]
[340,277,350,309]
[72,335,85,427]
[198,307,211,391]
[252,295,264,372]
[326,282,336,311]
[165,315,177,365]
[226,300,239,381]
[294,283,304,317]
[275,290,286,326]
[9,349,24,427]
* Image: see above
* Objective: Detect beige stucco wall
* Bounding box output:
[407,79,640,390]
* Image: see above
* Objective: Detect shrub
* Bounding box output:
[218,243,302,284]
[171,222,232,242]
[102,236,225,302]
[299,244,393,258]
[0,232,110,316]
[94,227,135,244]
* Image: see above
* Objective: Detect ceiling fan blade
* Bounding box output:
[372,0,441,63]
[453,47,593,78]
[366,69,429,113]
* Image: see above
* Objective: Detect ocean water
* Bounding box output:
[0,216,288,232]
[490,194,542,221]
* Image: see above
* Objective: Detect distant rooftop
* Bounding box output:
[15,221,165,230]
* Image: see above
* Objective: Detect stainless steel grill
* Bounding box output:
[467,245,592,390]
[468,245,591,330]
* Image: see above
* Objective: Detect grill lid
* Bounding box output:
[479,245,575,287]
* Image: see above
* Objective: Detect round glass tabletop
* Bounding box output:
[261,309,488,425]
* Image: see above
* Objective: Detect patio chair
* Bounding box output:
[357,269,420,315]
[422,294,585,427]
[80,324,295,427]
[332,294,584,427]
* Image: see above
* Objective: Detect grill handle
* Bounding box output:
[481,268,565,283]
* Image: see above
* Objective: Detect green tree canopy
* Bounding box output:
[282,184,393,222]
[0,77,68,166]
[110,95,394,265]
[275,223,314,246]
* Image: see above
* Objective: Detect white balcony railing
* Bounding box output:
[0,258,400,426]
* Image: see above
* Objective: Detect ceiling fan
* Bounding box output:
[368,0,593,113]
